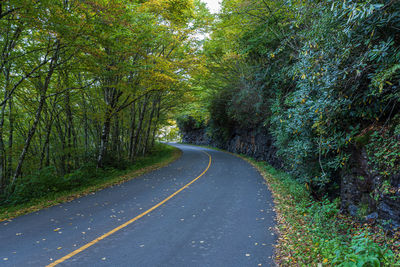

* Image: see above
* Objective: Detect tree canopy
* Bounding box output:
[0,0,211,203]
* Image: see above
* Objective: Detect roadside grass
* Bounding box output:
[0,143,181,222]
[243,157,400,266]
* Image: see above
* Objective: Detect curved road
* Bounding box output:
[0,144,276,266]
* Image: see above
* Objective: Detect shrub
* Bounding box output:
[8,166,60,204]
[332,233,398,266]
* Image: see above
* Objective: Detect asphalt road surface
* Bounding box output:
[0,144,276,266]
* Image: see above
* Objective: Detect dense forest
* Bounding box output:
[0,0,210,204]
[178,0,400,264]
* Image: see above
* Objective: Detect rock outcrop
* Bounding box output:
[223,128,283,169]
[180,124,282,171]
[341,146,400,229]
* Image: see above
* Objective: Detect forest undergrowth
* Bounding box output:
[0,144,181,221]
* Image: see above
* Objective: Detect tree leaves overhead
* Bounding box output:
[0,0,209,202]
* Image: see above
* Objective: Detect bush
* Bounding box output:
[61,163,99,190]
[8,166,60,204]
[332,233,398,266]
[5,163,106,205]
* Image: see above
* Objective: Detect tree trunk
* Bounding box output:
[111,116,120,159]
[7,94,14,180]
[65,89,73,172]
[81,92,89,154]
[97,109,112,168]
[151,96,162,148]
[39,107,53,169]
[0,103,7,192]
[11,42,60,185]
[0,68,10,192]
[142,98,157,155]
[11,91,47,185]
[54,115,66,175]
[132,95,149,160]
[128,102,136,160]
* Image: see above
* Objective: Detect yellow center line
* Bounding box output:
[47,151,212,267]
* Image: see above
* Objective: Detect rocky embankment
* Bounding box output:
[181,126,282,169]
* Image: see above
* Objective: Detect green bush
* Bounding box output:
[332,233,398,266]
[5,163,115,205]
[61,163,99,190]
[8,166,60,204]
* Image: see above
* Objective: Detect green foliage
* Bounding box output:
[9,167,60,204]
[332,233,398,266]
[189,0,400,193]
[176,115,206,131]
[0,0,209,198]
[366,130,400,177]
[6,164,104,205]
[249,158,399,265]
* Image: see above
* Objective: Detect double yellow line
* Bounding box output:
[47,151,212,267]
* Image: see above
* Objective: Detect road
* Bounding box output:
[0,144,276,266]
